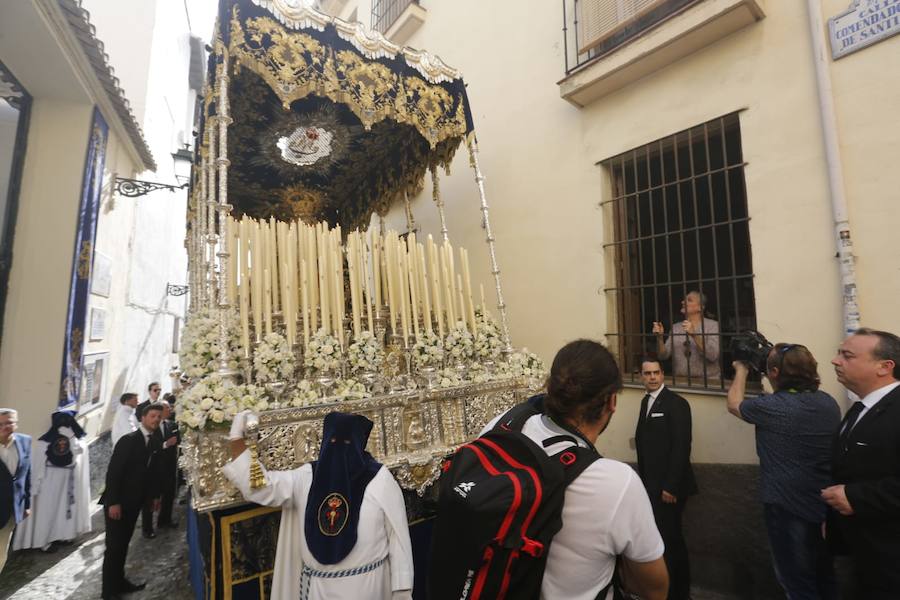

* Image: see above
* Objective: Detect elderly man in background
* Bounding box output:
[823,328,900,599]
[653,291,721,384]
[0,408,31,573]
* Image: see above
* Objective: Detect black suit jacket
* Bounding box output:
[157,419,180,472]
[830,384,900,593]
[100,429,162,510]
[635,386,698,500]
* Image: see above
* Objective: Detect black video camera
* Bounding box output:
[729,330,774,373]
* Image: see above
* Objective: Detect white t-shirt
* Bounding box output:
[482,413,664,600]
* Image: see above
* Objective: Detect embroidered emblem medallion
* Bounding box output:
[318,493,350,536]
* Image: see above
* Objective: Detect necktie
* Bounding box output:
[839,401,865,449]
[640,394,652,422]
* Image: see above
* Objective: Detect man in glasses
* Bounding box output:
[823,328,900,598]
[727,343,840,599]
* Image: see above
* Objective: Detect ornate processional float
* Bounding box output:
[177,0,545,525]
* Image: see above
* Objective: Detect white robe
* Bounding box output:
[12,437,91,549]
[222,451,414,600]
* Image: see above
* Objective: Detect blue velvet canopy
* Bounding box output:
[199,0,475,230]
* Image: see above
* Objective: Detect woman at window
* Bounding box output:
[652,291,721,383]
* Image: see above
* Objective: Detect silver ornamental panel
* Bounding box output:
[181,376,538,512]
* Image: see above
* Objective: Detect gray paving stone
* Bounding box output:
[0,494,192,600]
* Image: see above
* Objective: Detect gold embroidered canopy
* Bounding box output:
[198,0,475,230]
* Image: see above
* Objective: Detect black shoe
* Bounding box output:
[101,593,123,600]
[121,579,147,593]
[142,530,156,539]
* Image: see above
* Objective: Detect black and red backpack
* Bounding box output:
[428,394,605,600]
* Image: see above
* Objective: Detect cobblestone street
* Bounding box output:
[0,499,192,600]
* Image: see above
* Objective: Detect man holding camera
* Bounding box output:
[727,342,840,599]
[823,328,900,598]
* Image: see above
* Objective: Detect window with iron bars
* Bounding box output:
[371,0,418,34]
[602,112,757,391]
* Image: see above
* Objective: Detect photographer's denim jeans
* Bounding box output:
[763,503,838,600]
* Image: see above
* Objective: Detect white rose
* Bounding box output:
[200,398,214,411]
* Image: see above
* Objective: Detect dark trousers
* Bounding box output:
[102,504,139,595]
[158,466,177,526]
[141,499,155,534]
[763,503,837,600]
[651,496,690,600]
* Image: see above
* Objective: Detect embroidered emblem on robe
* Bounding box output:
[318,493,349,536]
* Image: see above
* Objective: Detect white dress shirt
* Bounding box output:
[645,384,665,417]
[111,404,137,447]
[0,434,18,475]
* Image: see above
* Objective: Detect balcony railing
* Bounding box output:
[562,0,701,75]
[372,0,419,35]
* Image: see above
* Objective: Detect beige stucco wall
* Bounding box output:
[0,99,95,435]
[351,0,900,463]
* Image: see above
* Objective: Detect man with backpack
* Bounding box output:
[430,339,668,600]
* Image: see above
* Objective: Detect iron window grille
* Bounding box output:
[601,112,757,390]
[371,0,418,35]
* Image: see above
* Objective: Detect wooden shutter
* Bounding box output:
[577,0,664,54]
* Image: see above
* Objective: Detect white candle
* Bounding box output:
[399,243,411,339]
[406,239,419,338]
[418,245,432,334]
[301,258,310,346]
[252,220,263,342]
[269,218,280,314]
[460,248,477,335]
[427,236,443,338]
[264,268,272,335]
[317,224,330,334]
[347,233,361,339]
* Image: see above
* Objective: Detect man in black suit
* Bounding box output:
[635,358,697,600]
[100,402,164,600]
[0,408,30,573]
[156,399,179,528]
[137,381,161,538]
[823,328,900,599]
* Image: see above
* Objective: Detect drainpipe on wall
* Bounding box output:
[805,0,860,336]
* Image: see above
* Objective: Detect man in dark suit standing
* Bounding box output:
[0,408,30,573]
[101,402,164,600]
[823,328,900,599]
[635,358,697,600]
[156,399,179,528]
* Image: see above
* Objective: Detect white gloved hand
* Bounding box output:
[58,426,75,438]
[228,410,255,441]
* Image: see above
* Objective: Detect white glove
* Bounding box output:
[391,591,413,600]
[228,410,255,441]
[58,426,74,438]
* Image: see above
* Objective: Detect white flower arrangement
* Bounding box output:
[177,374,269,430]
[473,313,504,361]
[286,379,320,408]
[334,378,370,401]
[412,330,444,368]
[253,332,295,384]
[502,348,547,381]
[436,368,463,389]
[304,327,343,372]
[444,321,474,364]
[179,307,241,380]
[347,330,384,373]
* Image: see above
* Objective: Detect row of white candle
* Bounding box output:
[224,217,490,356]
